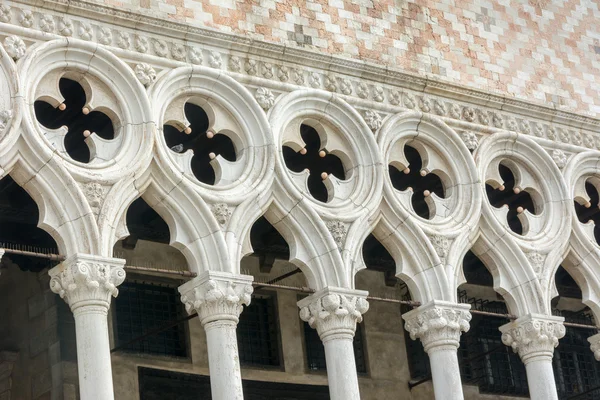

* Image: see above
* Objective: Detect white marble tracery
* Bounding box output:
[0,11,598,400]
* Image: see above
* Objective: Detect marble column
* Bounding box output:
[500,314,565,400]
[298,287,369,400]
[402,300,472,400]
[179,271,253,400]
[49,253,126,400]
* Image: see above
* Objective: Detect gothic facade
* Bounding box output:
[0,1,600,399]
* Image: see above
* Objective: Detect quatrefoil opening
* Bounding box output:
[573,177,600,245]
[34,76,118,163]
[485,161,542,235]
[163,99,241,186]
[282,122,351,203]
[388,143,449,220]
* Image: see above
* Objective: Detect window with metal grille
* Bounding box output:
[114,281,187,357]
[236,294,281,367]
[303,321,367,374]
[554,327,600,398]
[460,313,529,396]
[405,294,528,396]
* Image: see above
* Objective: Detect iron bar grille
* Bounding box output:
[114,281,187,357]
[407,290,600,398]
[303,321,367,374]
[236,295,281,367]
[554,327,600,399]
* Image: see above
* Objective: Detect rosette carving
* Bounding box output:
[298,288,369,342]
[402,300,471,353]
[178,272,253,325]
[500,314,565,363]
[49,254,126,311]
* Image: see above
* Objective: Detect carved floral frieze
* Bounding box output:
[0,1,596,153]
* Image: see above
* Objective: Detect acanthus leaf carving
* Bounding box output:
[211,203,232,225]
[428,234,450,265]
[255,87,275,110]
[500,314,565,364]
[461,131,479,151]
[81,182,108,219]
[49,255,126,310]
[402,301,471,353]
[325,220,348,250]
[588,333,600,361]
[298,288,369,341]
[134,63,157,87]
[178,272,254,325]
[551,149,568,169]
[363,110,382,132]
[525,251,545,275]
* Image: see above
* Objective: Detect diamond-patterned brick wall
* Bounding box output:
[103,0,600,116]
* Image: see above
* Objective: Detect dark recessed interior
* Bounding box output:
[282,124,345,203]
[250,217,290,273]
[163,103,236,185]
[362,233,397,286]
[0,176,58,272]
[34,78,114,163]
[486,163,536,235]
[389,145,445,219]
[574,180,600,244]
[122,197,171,249]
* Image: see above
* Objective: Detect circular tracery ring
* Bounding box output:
[19,39,153,180]
[270,90,382,218]
[150,66,274,204]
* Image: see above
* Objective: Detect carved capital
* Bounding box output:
[49,254,126,311]
[298,287,369,343]
[500,314,565,364]
[178,271,253,326]
[402,300,471,353]
[588,333,600,361]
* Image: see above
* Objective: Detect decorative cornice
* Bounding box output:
[402,300,471,353]
[588,333,600,361]
[48,253,126,311]
[298,287,369,343]
[3,0,600,145]
[178,271,253,326]
[500,314,565,364]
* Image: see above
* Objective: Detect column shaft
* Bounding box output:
[403,300,472,400]
[323,336,360,400]
[179,271,254,400]
[49,254,126,400]
[524,358,558,400]
[204,320,244,400]
[500,313,565,400]
[297,287,369,400]
[73,305,115,400]
[428,347,464,399]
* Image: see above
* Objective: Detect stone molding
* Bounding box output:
[48,253,126,311]
[298,287,369,343]
[178,271,253,326]
[500,314,566,364]
[588,333,600,361]
[2,0,600,144]
[402,300,472,353]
